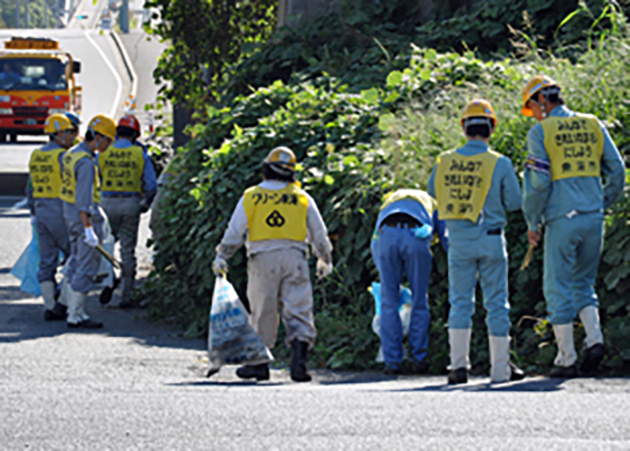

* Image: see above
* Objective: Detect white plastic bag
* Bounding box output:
[93,220,115,289]
[207,276,273,376]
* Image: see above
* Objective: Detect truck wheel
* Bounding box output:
[0,133,6,143]
[9,134,17,143]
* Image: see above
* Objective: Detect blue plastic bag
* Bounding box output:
[10,224,41,296]
[370,282,412,316]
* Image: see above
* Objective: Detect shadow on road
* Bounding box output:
[0,289,205,353]
[167,380,284,387]
[385,377,566,393]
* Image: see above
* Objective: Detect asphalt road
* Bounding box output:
[2,196,630,450]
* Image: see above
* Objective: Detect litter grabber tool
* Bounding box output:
[96,243,122,270]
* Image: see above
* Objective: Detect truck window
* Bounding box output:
[0,58,68,90]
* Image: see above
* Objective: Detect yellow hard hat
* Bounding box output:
[521,75,559,116]
[87,114,116,140]
[461,98,497,126]
[264,146,296,176]
[44,113,73,134]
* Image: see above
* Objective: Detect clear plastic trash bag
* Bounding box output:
[207,275,273,376]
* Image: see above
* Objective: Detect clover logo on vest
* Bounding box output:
[266,210,285,228]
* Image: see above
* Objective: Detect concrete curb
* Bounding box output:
[109,31,138,105]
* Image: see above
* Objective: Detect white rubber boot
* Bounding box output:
[57,279,70,307]
[579,306,604,348]
[552,324,578,367]
[489,335,511,383]
[40,281,56,311]
[67,288,86,325]
[449,328,471,370]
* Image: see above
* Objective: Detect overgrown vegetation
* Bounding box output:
[144,1,629,375]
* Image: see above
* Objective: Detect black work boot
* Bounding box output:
[549,364,578,378]
[509,362,526,381]
[580,343,606,375]
[447,368,468,385]
[44,302,67,321]
[236,363,269,381]
[67,319,103,329]
[290,340,312,382]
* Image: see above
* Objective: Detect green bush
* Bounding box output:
[145,28,629,374]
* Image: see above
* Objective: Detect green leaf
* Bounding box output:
[324,174,335,185]
[420,68,432,81]
[360,88,380,105]
[386,71,403,88]
[378,113,396,132]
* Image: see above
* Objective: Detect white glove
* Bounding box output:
[212,256,228,276]
[84,226,99,248]
[316,257,333,280]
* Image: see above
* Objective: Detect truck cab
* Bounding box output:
[0,37,82,142]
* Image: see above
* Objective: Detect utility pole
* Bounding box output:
[120,0,130,33]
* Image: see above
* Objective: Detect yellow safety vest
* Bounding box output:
[99,144,145,193]
[434,149,500,223]
[29,147,64,199]
[60,150,101,204]
[541,114,603,181]
[381,189,437,217]
[243,183,309,242]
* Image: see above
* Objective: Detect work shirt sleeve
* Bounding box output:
[599,123,626,209]
[499,156,522,212]
[74,157,95,215]
[305,193,333,262]
[522,125,551,231]
[141,151,158,205]
[215,196,248,260]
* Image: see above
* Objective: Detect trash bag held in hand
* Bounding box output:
[207,276,273,375]
[10,223,41,296]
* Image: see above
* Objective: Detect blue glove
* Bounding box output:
[411,224,432,239]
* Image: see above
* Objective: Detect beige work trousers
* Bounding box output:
[247,247,316,349]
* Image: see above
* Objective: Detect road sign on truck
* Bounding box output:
[0,37,82,142]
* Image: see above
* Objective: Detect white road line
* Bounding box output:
[9,198,28,210]
[84,30,123,118]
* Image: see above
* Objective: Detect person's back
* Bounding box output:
[428,99,524,385]
[520,75,625,377]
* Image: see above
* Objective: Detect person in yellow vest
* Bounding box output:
[520,76,626,377]
[26,114,75,321]
[60,114,116,329]
[100,114,157,308]
[212,147,333,382]
[428,99,525,384]
[370,189,447,374]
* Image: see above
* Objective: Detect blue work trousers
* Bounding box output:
[448,234,510,337]
[544,212,603,325]
[373,225,432,367]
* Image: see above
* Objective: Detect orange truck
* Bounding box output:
[0,37,81,142]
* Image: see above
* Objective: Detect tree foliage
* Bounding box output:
[143,1,630,374]
[144,0,277,110]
